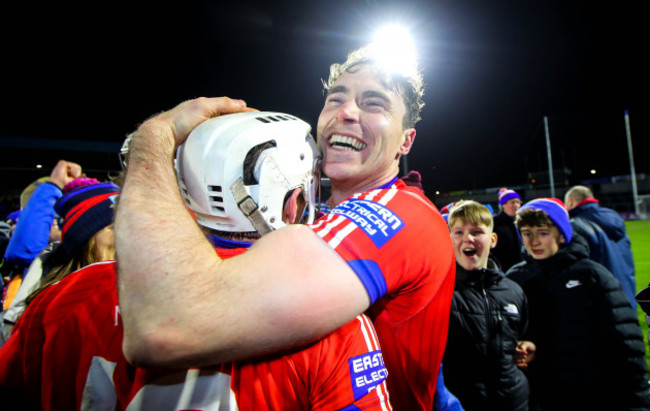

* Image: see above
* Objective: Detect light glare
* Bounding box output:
[370,25,418,76]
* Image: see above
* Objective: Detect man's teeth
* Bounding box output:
[329,135,367,151]
[463,249,477,256]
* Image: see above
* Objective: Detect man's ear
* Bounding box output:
[491,232,498,249]
[398,128,416,155]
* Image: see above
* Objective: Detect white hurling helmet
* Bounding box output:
[175,111,321,234]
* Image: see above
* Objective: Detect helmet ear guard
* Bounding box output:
[175,111,322,234]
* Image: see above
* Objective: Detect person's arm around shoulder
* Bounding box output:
[116,97,369,368]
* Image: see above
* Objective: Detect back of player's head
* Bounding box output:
[175,111,322,236]
[447,200,494,231]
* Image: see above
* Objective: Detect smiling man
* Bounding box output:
[115,45,456,410]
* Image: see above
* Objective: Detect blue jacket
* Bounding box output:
[568,202,636,306]
[3,182,61,270]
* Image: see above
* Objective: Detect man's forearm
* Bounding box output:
[114,97,369,368]
[115,119,224,365]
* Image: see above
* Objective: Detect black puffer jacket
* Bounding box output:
[492,211,525,272]
[443,260,529,411]
[507,236,650,411]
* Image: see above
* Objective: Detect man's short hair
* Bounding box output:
[322,45,425,128]
[515,208,554,230]
[566,185,593,203]
[448,200,494,231]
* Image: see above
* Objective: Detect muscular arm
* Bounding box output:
[116,97,369,367]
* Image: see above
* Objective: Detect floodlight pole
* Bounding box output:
[544,116,555,198]
[624,110,640,214]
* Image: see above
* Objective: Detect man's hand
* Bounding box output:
[48,160,83,190]
[127,97,254,168]
[141,97,253,146]
[162,97,254,147]
[515,340,536,368]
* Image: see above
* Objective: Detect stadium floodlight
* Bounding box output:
[369,24,418,77]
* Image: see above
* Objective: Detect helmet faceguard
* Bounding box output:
[175,111,321,234]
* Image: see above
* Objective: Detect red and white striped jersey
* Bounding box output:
[0,258,392,410]
[309,179,456,411]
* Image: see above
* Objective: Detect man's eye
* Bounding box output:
[364,100,384,108]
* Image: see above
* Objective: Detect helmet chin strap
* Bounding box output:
[230,177,273,236]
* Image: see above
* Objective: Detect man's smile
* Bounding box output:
[328,134,367,151]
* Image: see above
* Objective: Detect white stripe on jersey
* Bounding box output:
[313,214,347,240]
[355,315,392,410]
[313,185,399,251]
[376,187,398,206]
[327,220,357,249]
[356,315,377,351]
[311,210,337,230]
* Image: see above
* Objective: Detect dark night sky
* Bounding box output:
[1,0,647,203]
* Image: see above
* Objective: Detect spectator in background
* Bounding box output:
[0,182,119,345]
[564,185,637,306]
[444,200,531,411]
[2,160,82,309]
[0,212,20,290]
[492,188,524,271]
[507,198,649,410]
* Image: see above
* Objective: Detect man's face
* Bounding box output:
[502,198,522,217]
[519,224,564,260]
[450,221,496,271]
[316,64,415,189]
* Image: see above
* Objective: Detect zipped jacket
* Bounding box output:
[443,260,529,411]
[507,236,650,410]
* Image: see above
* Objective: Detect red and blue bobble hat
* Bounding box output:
[54,182,119,256]
[62,177,101,194]
[517,198,573,244]
[498,187,520,206]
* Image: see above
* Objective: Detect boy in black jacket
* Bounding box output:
[444,200,533,411]
[507,198,650,411]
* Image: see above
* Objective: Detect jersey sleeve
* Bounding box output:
[309,184,453,308]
